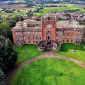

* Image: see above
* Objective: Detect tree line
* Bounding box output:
[0,15,20,85]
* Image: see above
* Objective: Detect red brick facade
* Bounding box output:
[42,16,56,40]
[11,15,85,50]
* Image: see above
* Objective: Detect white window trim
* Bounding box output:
[24,37,26,39]
[67,36,69,38]
[72,36,73,38]
[28,32,30,34]
[35,32,38,34]
[33,32,34,34]
[39,32,41,34]
[63,36,65,38]
[16,32,18,35]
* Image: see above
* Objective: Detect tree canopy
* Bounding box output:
[0,35,17,73]
[0,21,11,38]
[0,68,5,85]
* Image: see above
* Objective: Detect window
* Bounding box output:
[28,37,30,39]
[60,32,62,34]
[71,40,73,42]
[19,32,22,35]
[23,32,25,34]
[67,40,69,42]
[60,37,62,39]
[48,17,51,20]
[56,32,59,34]
[36,41,38,44]
[79,36,81,39]
[63,36,65,39]
[35,32,37,34]
[33,32,34,34]
[72,31,74,33]
[76,31,78,34]
[39,32,41,34]
[36,37,38,40]
[56,37,58,39]
[68,31,69,33]
[20,38,22,40]
[33,37,35,39]
[79,31,82,33]
[24,37,26,39]
[28,32,30,34]
[64,31,65,33]
[72,36,73,38]
[28,41,30,43]
[75,36,77,39]
[16,32,18,35]
[16,38,18,40]
[39,37,41,39]
[67,36,69,38]
[63,40,64,42]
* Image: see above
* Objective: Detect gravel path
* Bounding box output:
[6,49,85,85]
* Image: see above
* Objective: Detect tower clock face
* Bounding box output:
[46,24,52,29]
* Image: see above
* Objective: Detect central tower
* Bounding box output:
[42,14,56,41]
[38,14,61,51]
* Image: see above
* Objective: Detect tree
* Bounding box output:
[0,21,11,38]
[39,10,44,15]
[57,17,62,21]
[26,3,34,7]
[12,15,19,22]
[0,35,17,73]
[19,16,24,21]
[0,68,5,85]
[26,11,33,18]
[0,15,1,19]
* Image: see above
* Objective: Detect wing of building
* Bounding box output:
[11,14,85,51]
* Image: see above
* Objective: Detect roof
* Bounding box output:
[57,20,85,28]
[23,19,36,24]
[12,19,42,31]
[12,19,85,31]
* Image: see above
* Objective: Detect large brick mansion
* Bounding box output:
[12,14,85,51]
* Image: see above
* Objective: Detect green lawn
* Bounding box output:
[14,44,42,65]
[11,58,85,85]
[55,43,85,63]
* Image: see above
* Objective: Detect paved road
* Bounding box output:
[6,49,85,85]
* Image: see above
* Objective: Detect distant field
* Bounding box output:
[34,4,85,15]
[0,3,85,18]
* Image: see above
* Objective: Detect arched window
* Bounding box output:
[28,37,30,39]
[47,31,51,40]
[56,37,58,39]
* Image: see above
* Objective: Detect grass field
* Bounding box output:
[11,58,85,85]
[14,44,42,65]
[55,43,85,63]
